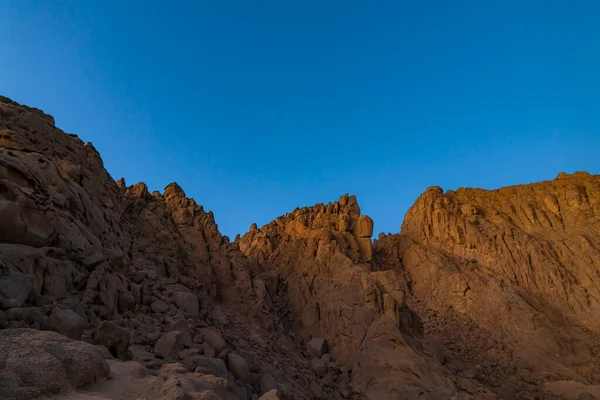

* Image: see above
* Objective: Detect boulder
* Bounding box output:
[49,307,87,340]
[259,390,282,400]
[202,342,216,358]
[164,318,193,348]
[183,355,229,378]
[118,291,136,313]
[0,299,22,311]
[143,363,240,400]
[227,352,251,383]
[260,373,278,393]
[199,327,226,353]
[94,320,130,359]
[0,267,33,305]
[150,299,170,314]
[212,304,230,326]
[307,338,328,358]
[0,329,109,399]
[154,331,184,360]
[171,291,200,318]
[311,358,327,377]
[3,307,47,329]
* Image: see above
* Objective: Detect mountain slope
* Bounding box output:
[1,95,599,400]
[374,173,600,397]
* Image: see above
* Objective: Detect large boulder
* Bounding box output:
[170,291,200,318]
[0,329,109,399]
[164,318,193,348]
[49,307,87,340]
[0,266,33,307]
[226,352,250,383]
[260,373,278,394]
[307,338,328,358]
[143,363,240,400]
[183,355,229,378]
[154,331,184,360]
[259,390,282,400]
[94,320,131,359]
[199,327,226,353]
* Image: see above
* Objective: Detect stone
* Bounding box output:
[351,215,374,237]
[94,320,130,359]
[259,390,282,400]
[49,307,87,340]
[0,329,109,397]
[260,373,278,393]
[118,291,136,313]
[150,299,170,314]
[227,352,251,382]
[0,299,22,310]
[183,355,229,378]
[310,380,326,399]
[2,307,46,329]
[212,304,230,326]
[154,331,184,360]
[0,268,33,305]
[307,338,328,358]
[144,362,240,400]
[164,318,193,348]
[458,378,474,394]
[311,358,327,377]
[202,342,216,358]
[171,291,200,318]
[218,348,231,360]
[199,327,227,353]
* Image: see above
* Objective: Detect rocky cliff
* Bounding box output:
[0,95,599,400]
[374,173,600,398]
[237,195,488,399]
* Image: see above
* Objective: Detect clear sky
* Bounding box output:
[1,1,599,238]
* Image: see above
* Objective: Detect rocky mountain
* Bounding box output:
[374,173,600,398]
[0,95,598,400]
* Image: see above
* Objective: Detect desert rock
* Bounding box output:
[0,329,109,399]
[1,96,599,400]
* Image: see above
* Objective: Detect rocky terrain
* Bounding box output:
[0,95,598,399]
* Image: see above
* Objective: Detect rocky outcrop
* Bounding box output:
[0,96,319,399]
[375,172,600,396]
[237,195,484,399]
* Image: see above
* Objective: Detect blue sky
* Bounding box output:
[1,1,599,238]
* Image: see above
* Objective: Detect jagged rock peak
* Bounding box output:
[240,193,374,262]
[164,181,186,198]
[250,193,367,233]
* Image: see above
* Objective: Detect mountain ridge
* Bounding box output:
[1,95,599,400]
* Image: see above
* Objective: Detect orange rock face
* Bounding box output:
[374,173,600,397]
[1,95,599,400]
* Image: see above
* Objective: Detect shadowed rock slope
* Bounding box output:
[0,95,599,400]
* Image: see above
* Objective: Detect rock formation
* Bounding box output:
[0,95,307,399]
[237,195,488,399]
[374,173,600,398]
[0,95,599,400]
